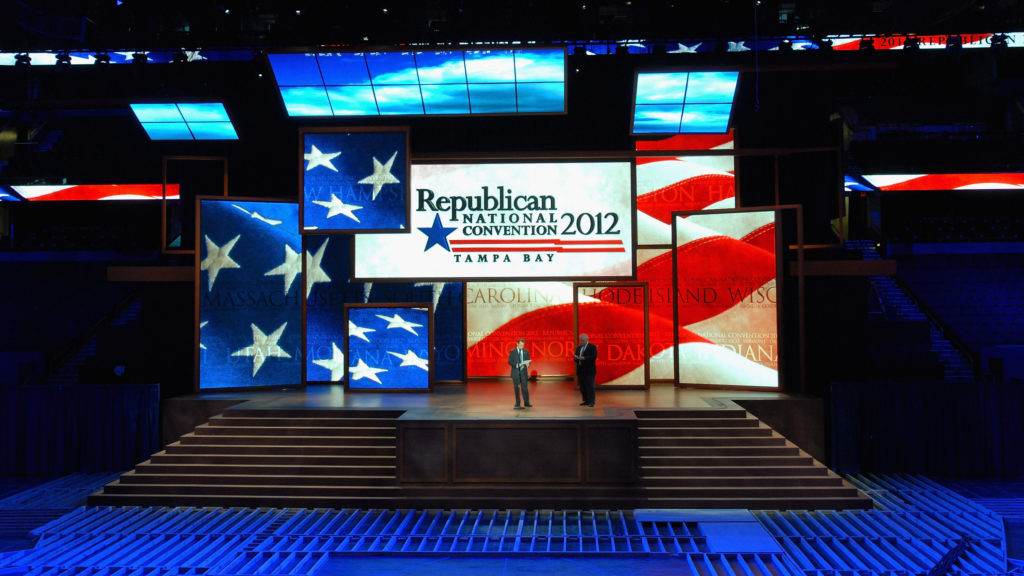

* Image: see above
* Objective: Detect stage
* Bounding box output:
[163,381,820,458]
[84,380,874,511]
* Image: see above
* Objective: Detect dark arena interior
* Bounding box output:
[3,1,1024,574]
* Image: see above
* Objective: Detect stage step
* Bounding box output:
[633,409,872,510]
[178,433,396,446]
[164,442,394,456]
[148,451,396,466]
[115,471,396,487]
[193,424,396,437]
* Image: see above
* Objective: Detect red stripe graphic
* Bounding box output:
[637,173,735,223]
[452,238,624,253]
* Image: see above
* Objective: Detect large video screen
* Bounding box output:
[197,199,302,390]
[354,161,634,281]
[5,184,179,201]
[632,71,739,135]
[268,48,565,117]
[301,128,409,233]
[304,233,465,383]
[862,173,1024,191]
[345,305,432,391]
[673,209,779,388]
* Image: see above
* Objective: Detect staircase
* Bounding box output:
[635,409,873,510]
[89,408,404,508]
[93,407,873,510]
[848,240,974,382]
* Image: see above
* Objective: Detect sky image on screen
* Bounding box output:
[268,48,565,116]
[632,71,738,134]
[130,103,238,140]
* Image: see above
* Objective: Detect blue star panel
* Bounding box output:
[198,199,302,390]
[346,306,430,390]
[305,234,465,383]
[631,71,739,135]
[301,130,409,232]
[268,48,565,117]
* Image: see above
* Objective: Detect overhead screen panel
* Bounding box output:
[862,173,1024,191]
[268,48,566,117]
[632,71,739,135]
[130,103,238,140]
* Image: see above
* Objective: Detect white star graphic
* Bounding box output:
[313,342,346,381]
[727,41,750,52]
[265,244,302,295]
[304,145,341,172]
[349,320,375,342]
[312,193,362,222]
[669,42,701,53]
[375,313,423,336]
[357,150,400,200]
[349,358,387,384]
[200,234,241,291]
[305,239,332,299]
[231,322,291,377]
[388,349,429,371]
[199,320,208,350]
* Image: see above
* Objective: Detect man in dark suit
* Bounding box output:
[508,338,532,409]
[574,333,597,407]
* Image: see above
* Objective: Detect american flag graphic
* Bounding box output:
[7,184,179,201]
[305,233,465,383]
[197,199,303,390]
[862,173,1024,191]
[346,306,431,390]
[465,134,777,388]
[301,131,408,232]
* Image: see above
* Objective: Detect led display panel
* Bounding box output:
[268,48,566,117]
[197,199,302,390]
[5,184,178,201]
[353,162,634,281]
[673,208,779,388]
[345,305,431,390]
[301,128,409,232]
[632,71,739,135]
[130,103,238,140]
[466,281,577,378]
[862,173,1024,191]
[304,233,465,383]
[634,132,737,381]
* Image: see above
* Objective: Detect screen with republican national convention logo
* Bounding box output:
[353,161,635,280]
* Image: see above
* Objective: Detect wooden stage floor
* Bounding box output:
[184,380,792,419]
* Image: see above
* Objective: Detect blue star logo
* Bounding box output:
[418,213,457,252]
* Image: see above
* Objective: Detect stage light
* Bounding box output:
[14,53,31,68]
[858,37,875,51]
[903,36,920,51]
[94,52,111,65]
